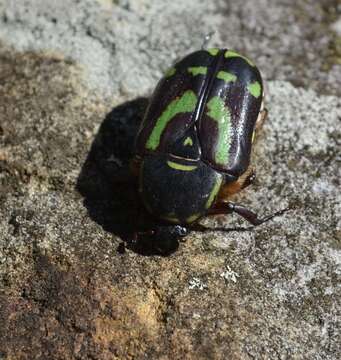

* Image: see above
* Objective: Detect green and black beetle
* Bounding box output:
[130,48,288,253]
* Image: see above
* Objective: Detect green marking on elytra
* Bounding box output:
[225,50,254,67]
[186,213,201,223]
[207,96,231,165]
[247,81,261,98]
[165,67,176,78]
[207,48,219,56]
[188,66,207,76]
[205,176,223,209]
[146,90,197,150]
[217,71,237,83]
[167,161,197,171]
[183,137,193,146]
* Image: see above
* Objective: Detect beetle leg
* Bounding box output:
[255,108,268,132]
[218,168,256,199]
[252,105,267,145]
[110,167,137,185]
[130,156,142,177]
[240,169,256,190]
[208,202,290,226]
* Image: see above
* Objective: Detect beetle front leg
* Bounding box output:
[240,169,256,190]
[218,168,256,199]
[255,107,268,131]
[253,91,268,138]
[208,201,290,226]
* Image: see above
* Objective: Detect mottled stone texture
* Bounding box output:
[0,0,340,359]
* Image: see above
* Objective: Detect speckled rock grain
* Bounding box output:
[0,0,340,359]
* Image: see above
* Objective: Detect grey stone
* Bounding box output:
[0,0,340,359]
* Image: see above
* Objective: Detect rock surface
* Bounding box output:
[0,0,340,359]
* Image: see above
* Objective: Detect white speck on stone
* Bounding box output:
[331,17,341,35]
[188,277,207,290]
[324,286,334,296]
[311,179,337,196]
[220,266,239,283]
[192,312,201,319]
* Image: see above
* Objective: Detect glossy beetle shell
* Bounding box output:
[135,48,263,177]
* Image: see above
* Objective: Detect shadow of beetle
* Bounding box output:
[77,98,178,256]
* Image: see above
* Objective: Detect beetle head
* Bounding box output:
[153,224,188,254]
[131,224,189,256]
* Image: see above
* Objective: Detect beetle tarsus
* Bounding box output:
[209,202,291,226]
[228,203,291,226]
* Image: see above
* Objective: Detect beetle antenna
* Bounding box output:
[201,31,215,49]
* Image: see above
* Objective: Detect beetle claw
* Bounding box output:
[201,31,215,49]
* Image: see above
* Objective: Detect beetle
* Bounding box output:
[129,48,288,254]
